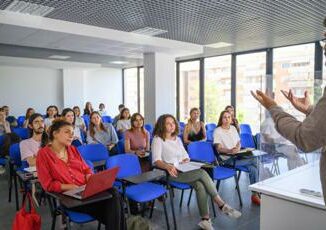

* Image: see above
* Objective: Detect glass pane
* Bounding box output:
[179,61,200,122]
[124,68,138,114]
[204,55,231,123]
[139,67,144,115]
[273,44,315,121]
[236,52,266,134]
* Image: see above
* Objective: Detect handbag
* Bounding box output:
[12,192,41,230]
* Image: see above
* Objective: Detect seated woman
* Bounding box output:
[87,112,119,155]
[124,113,151,172]
[183,108,206,144]
[73,106,86,132]
[22,107,35,128]
[213,110,260,205]
[224,105,240,133]
[36,119,126,229]
[61,108,83,145]
[116,108,131,135]
[83,101,93,116]
[152,114,241,230]
[44,105,59,131]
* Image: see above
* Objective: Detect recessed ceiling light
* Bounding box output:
[205,42,233,49]
[4,0,55,16]
[131,27,168,36]
[48,55,71,60]
[110,61,129,64]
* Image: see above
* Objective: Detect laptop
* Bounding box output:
[63,167,119,200]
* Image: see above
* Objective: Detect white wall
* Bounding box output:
[0,65,123,117]
[0,66,63,117]
[84,68,123,117]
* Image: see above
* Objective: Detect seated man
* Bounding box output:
[261,113,306,170]
[20,113,45,166]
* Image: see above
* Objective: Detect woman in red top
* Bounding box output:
[36,119,126,230]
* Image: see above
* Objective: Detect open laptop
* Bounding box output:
[63,167,119,200]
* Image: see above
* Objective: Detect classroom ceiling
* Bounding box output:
[0,0,325,61]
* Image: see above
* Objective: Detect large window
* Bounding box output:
[204,55,231,123]
[124,68,139,114]
[139,67,144,115]
[236,52,266,134]
[179,61,200,122]
[273,44,315,121]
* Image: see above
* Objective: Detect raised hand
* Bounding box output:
[251,90,278,109]
[281,89,311,115]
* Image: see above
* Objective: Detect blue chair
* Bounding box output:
[0,135,6,164]
[12,128,29,140]
[102,116,112,123]
[240,124,252,135]
[240,133,256,148]
[205,123,217,131]
[17,116,26,128]
[82,115,90,129]
[206,129,214,142]
[187,141,243,207]
[9,143,29,210]
[144,124,153,136]
[77,144,109,171]
[106,154,170,228]
[117,139,125,154]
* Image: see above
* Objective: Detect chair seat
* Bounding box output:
[235,165,250,173]
[0,158,6,166]
[64,210,95,223]
[169,181,191,190]
[126,182,166,203]
[213,166,236,180]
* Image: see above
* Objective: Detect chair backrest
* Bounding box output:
[205,123,217,131]
[81,115,90,129]
[12,128,29,140]
[240,133,256,148]
[117,139,125,154]
[9,143,28,168]
[144,124,153,136]
[17,116,26,128]
[106,154,141,179]
[187,141,215,163]
[77,144,109,162]
[240,124,252,135]
[206,130,214,142]
[254,133,261,149]
[102,116,112,123]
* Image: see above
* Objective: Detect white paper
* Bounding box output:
[175,161,205,172]
[24,166,37,172]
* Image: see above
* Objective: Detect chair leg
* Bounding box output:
[8,171,12,202]
[187,188,193,207]
[141,202,146,217]
[13,173,19,211]
[162,197,170,230]
[51,212,57,230]
[169,188,177,230]
[216,180,221,191]
[66,218,71,230]
[179,190,184,207]
[234,175,243,207]
[97,221,101,230]
[149,200,155,219]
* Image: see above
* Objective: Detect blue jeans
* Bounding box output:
[224,157,258,184]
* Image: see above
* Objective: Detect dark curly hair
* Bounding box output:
[153,114,179,141]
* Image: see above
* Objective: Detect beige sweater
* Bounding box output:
[269,87,326,204]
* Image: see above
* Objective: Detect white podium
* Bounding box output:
[250,161,326,230]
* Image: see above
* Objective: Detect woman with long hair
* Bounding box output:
[44,105,59,129]
[183,108,206,144]
[124,113,150,171]
[116,108,131,134]
[36,119,126,229]
[73,106,86,132]
[22,107,35,128]
[83,102,93,116]
[214,110,260,205]
[61,108,82,144]
[87,112,118,155]
[152,114,241,229]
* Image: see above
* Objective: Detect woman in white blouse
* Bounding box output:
[116,108,131,134]
[152,114,241,230]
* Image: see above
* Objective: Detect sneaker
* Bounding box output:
[0,166,5,175]
[221,204,242,218]
[198,219,214,230]
[251,194,261,206]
